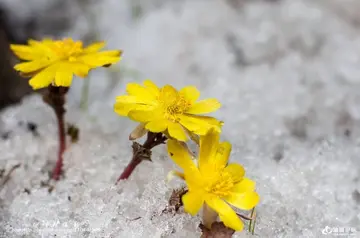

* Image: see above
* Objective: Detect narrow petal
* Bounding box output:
[231,178,256,194]
[114,94,157,116]
[180,114,223,135]
[126,82,157,101]
[167,139,198,173]
[205,195,244,231]
[71,63,91,78]
[28,65,57,89]
[10,44,46,60]
[143,79,160,96]
[145,119,169,132]
[78,50,121,67]
[182,191,204,216]
[214,141,232,169]
[179,86,200,103]
[187,99,221,115]
[167,122,188,141]
[128,109,162,123]
[54,63,74,87]
[114,102,151,116]
[83,41,105,53]
[115,95,155,105]
[178,114,210,135]
[198,129,220,175]
[225,191,259,211]
[161,85,178,100]
[223,163,245,183]
[27,39,54,56]
[14,60,52,73]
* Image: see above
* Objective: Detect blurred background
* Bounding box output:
[2,0,360,140]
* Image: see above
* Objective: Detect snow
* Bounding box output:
[0,0,360,237]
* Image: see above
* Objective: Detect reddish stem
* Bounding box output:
[116,156,142,182]
[43,85,69,181]
[116,132,166,183]
[52,110,66,180]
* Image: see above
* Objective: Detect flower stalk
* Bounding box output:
[43,85,69,180]
[202,204,218,229]
[116,132,167,182]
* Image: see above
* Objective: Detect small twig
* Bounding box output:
[128,216,142,221]
[0,164,21,190]
[236,212,253,221]
[236,207,257,234]
[249,207,256,234]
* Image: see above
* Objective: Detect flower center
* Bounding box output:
[51,38,84,61]
[159,88,191,121]
[205,172,234,197]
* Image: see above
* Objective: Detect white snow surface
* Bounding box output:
[0,0,360,237]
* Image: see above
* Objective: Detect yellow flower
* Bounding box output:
[114,80,222,141]
[167,129,260,231]
[10,38,122,89]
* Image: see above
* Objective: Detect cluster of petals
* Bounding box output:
[167,129,260,231]
[114,80,222,141]
[11,38,121,89]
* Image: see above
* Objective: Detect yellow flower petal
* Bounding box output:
[223,163,245,183]
[27,39,41,45]
[10,44,45,61]
[214,141,232,169]
[231,178,256,193]
[205,195,244,231]
[145,119,169,132]
[167,122,188,141]
[115,95,155,105]
[143,79,160,96]
[187,99,221,114]
[180,114,223,135]
[179,86,200,103]
[28,64,57,89]
[182,191,204,216]
[83,41,105,53]
[54,63,74,87]
[161,85,178,99]
[198,129,220,175]
[71,63,91,78]
[79,50,121,67]
[225,191,259,211]
[14,60,52,74]
[128,109,162,122]
[114,94,157,116]
[167,139,198,174]
[126,82,157,101]
[178,115,210,135]
[114,102,149,116]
